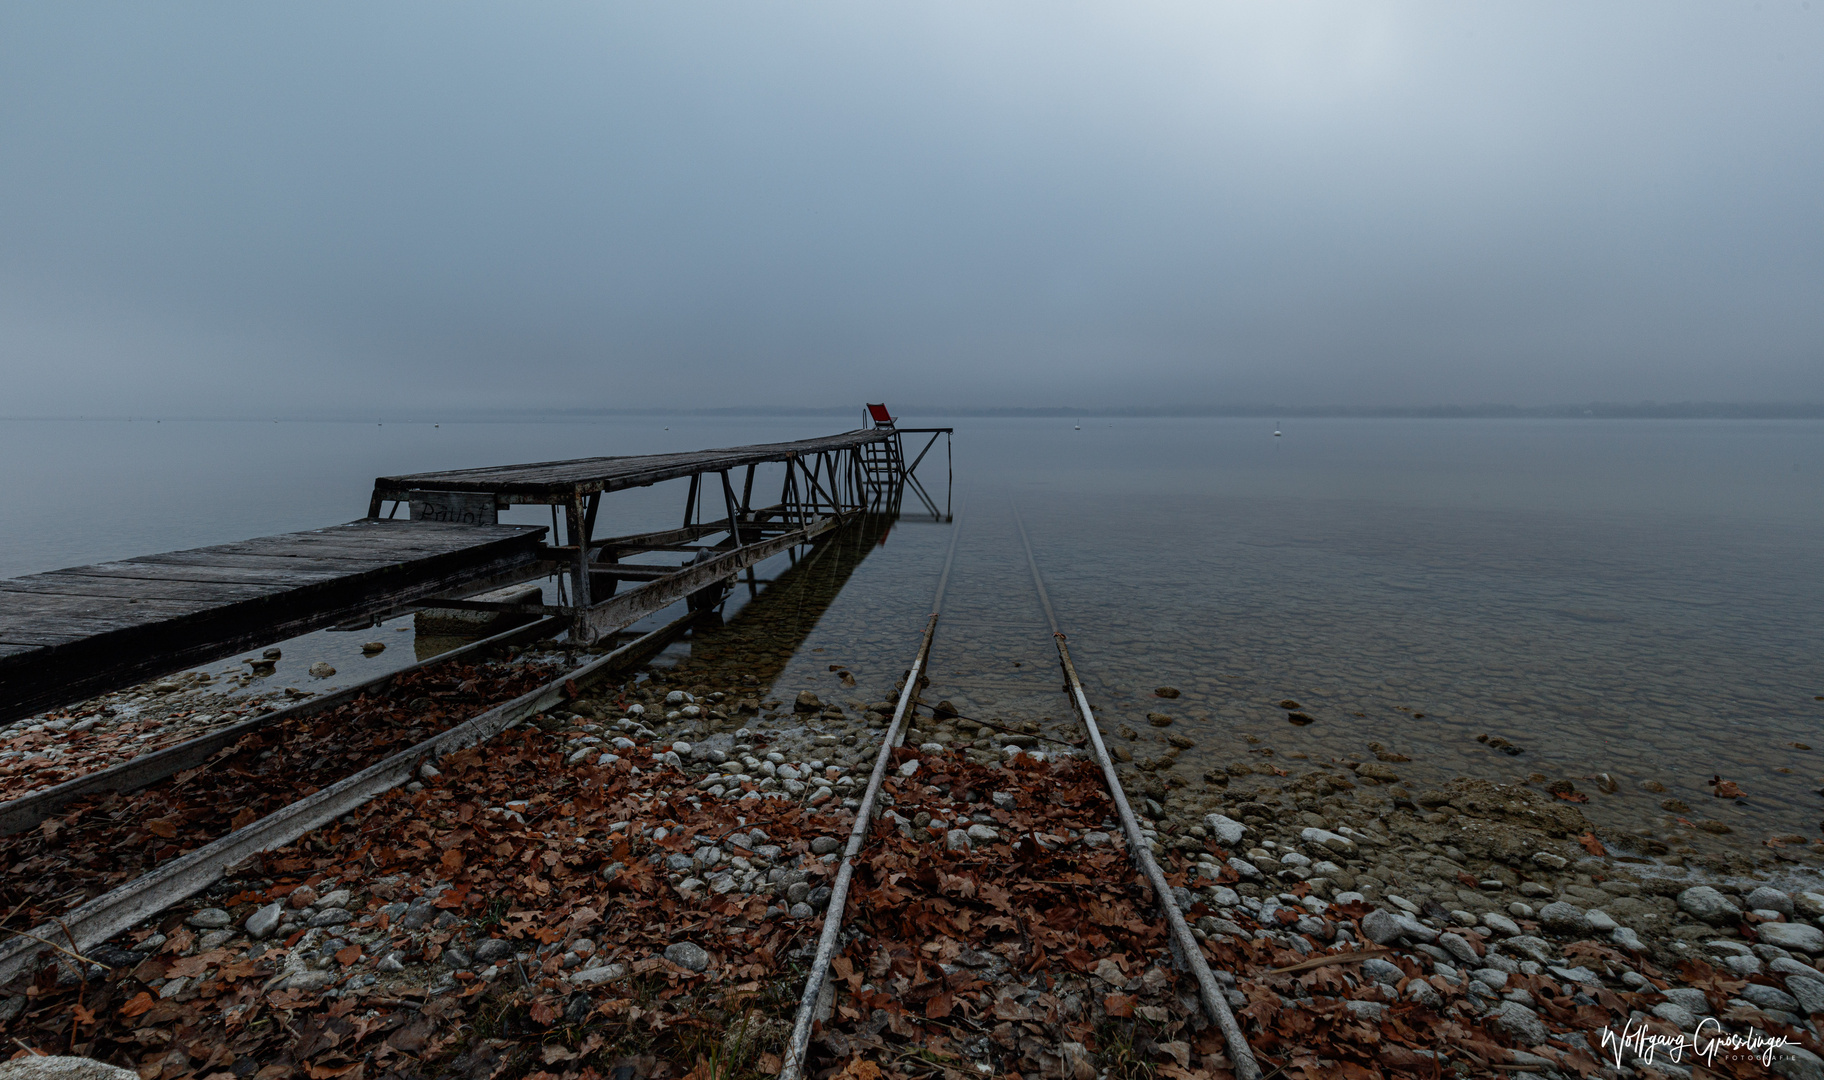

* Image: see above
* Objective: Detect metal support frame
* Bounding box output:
[371,426,953,645]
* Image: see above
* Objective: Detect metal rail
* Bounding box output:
[0,614,568,836]
[0,611,698,987]
[778,505,966,1080]
[1012,503,1261,1080]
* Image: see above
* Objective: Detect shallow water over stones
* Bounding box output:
[743,419,1824,869]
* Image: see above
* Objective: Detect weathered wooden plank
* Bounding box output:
[0,594,214,626]
[226,530,511,557]
[374,430,899,498]
[0,577,281,603]
[123,551,402,573]
[56,563,357,587]
[0,521,546,723]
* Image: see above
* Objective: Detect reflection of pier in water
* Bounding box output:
[665,512,900,692]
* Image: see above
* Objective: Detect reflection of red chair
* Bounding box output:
[866,403,895,428]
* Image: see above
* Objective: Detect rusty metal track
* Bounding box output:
[0,613,567,837]
[0,610,698,987]
[778,500,964,1080]
[1012,502,1262,1080]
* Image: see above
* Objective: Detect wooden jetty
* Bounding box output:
[0,521,545,724]
[0,418,950,724]
[368,420,950,644]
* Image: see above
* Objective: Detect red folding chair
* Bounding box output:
[866,403,895,428]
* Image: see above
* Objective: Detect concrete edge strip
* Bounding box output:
[0,610,698,988]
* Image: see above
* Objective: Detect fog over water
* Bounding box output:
[3,3,1822,415]
[4,7,1823,865]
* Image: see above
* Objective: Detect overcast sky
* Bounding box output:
[2,2,1820,416]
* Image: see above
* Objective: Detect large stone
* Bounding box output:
[1771,1045,1824,1080]
[244,902,284,940]
[1472,968,1510,991]
[1611,927,1645,952]
[1437,933,1478,965]
[1405,979,1442,1008]
[1361,909,1436,945]
[307,907,353,928]
[1361,957,1404,985]
[1761,922,1824,955]
[1537,902,1588,935]
[1481,912,1521,937]
[1360,910,1403,945]
[810,836,841,856]
[665,941,711,972]
[185,908,231,929]
[474,937,514,964]
[1345,999,1387,1022]
[1488,1001,1548,1045]
[794,691,821,713]
[1742,983,1801,1013]
[0,1058,138,1080]
[1651,1002,1696,1030]
[1299,827,1356,856]
[1749,887,1796,916]
[1203,814,1247,846]
[1497,936,1556,965]
[1785,974,1824,1015]
[1663,987,1710,1014]
[1678,886,1742,926]
[569,962,629,987]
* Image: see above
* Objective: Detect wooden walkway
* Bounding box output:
[371,429,897,502]
[0,520,545,724]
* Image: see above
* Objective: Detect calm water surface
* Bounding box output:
[3,416,1821,855]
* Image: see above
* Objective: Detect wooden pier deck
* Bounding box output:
[0,424,951,723]
[371,428,902,503]
[370,425,951,642]
[0,520,546,724]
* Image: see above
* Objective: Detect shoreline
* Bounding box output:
[7,651,1824,1079]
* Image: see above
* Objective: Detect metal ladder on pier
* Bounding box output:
[858,435,904,497]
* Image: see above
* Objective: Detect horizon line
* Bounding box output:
[5,400,1824,423]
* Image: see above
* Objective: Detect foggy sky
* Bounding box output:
[2,2,1820,416]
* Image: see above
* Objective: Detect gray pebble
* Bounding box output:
[185,908,231,929]
[244,902,284,940]
[1489,1001,1548,1045]
[1748,887,1795,916]
[663,941,710,972]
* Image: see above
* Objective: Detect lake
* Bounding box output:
[3,415,1820,861]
